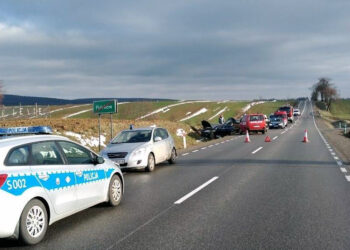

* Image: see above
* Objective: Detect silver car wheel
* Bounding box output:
[146,154,155,172]
[26,206,45,238]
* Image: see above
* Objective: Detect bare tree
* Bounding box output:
[324,85,338,111]
[311,78,338,111]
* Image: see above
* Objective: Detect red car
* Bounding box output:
[274,111,288,127]
[240,114,267,134]
[278,106,294,123]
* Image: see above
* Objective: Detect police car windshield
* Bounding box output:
[112,130,152,144]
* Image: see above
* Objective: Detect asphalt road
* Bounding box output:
[2,100,350,249]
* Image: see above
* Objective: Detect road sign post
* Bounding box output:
[93,100,118,151]
[176,128,187,149]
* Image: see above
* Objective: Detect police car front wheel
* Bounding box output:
[108,175,123,207]
[19,199,48,245]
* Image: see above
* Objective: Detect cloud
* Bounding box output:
[0,0,350,100]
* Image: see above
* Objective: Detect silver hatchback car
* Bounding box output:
[100,126,177,172]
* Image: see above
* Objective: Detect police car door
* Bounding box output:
[57,141,107,208]
[30,141,78,215]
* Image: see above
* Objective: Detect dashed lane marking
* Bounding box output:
[174,176,219,204]
[272,136,278,140]
[345,176,350,182]
[182,153,189,156]
[252,147,263,154]
[201,147,207,150]
[340,168,347,173]
[192,150,199,153]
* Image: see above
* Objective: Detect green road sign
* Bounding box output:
[93,100,117,114]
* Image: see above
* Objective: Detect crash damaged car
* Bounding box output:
[201,118,240,139]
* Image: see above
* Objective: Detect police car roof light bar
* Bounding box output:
[0,126,53,136]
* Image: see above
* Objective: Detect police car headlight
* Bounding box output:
[131,148,146,157]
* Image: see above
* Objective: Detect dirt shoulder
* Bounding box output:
[315,116,350,165]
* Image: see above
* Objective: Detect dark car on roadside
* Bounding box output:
[201,118,240,139]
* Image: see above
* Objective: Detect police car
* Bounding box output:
[0,126,124,245]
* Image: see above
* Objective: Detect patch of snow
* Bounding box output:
[136,100,211,120]
[180,108,208,121]
[64,131,106,148]
[63,109,91,119]
[242,101,266,113]
[209,106,228,121]
[217,100,230,104]
[186,111,192,115]
[50,104,91,114]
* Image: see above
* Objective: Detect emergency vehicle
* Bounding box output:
[0,126,124,245]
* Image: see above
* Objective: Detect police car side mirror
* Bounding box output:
[94,156,105,165]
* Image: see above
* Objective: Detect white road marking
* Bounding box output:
[221,142,225,144]
[337,161,343,166]
[182,153,189,156]
[334,156,339,160]
[331,152,336,156]
[329,148,333,152]
[340,168,347,173]
[272,136,278,140]
[208,145,214,148]
[192,150,199,153]
[252,147,263,154]
[345,176,350,182]
[215,143,220,145]
[281,131,286,134]
[201,147,207,150]
[174,177,219,204]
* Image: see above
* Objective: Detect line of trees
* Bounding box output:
[311,78,338,111]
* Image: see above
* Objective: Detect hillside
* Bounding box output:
[2,94,175,106]
[0,118,199,152]
[316,99,350,121]
[0,99,300,152]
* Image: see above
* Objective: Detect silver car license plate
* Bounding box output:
[115,159,125,164]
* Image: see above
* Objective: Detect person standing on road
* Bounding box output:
[219,114,225,124]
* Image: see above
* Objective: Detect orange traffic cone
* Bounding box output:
[245,130,250,143]
[303,129,309,143]
[265,136,271,142]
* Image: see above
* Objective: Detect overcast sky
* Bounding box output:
[0,0,349,100]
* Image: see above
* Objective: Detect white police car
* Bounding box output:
[0,126,124,245]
